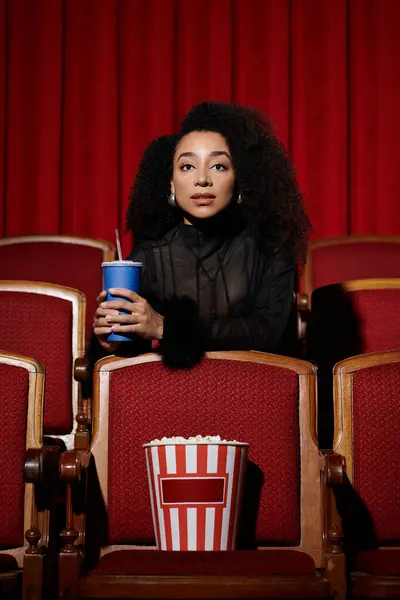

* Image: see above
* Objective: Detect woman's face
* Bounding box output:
[171,131,235,222]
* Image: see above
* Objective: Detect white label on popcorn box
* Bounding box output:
[144,441,248,551]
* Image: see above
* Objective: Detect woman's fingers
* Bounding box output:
[108,288,142,303]
[94,325,113,336]
[100,299,135,312]
[96,290,107,305]
[105,313,140,324]
[94,315,114,328]
[95,307,120,318]
[110,324,138,333]
[95,292,161,341]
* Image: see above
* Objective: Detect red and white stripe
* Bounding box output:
[145,443,248,551]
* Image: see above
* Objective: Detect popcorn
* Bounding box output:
[147,435,244,445]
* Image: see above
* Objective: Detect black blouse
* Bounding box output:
[126,222,296,366]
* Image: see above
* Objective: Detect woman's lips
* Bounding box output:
[191,193,216,205]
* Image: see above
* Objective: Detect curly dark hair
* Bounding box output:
[126,102,310,263]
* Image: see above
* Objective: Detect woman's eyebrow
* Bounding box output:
[177,150,232,160]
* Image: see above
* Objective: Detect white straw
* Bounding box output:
[115,228,123,261]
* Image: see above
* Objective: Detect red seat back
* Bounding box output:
[91,353,319,554]
[0,353,44,549]
[309,280,400,361]
[346,287,400,353]
[303,237,400,295]
[0,284,85,435]
[334,351,400,544]
[0,362,28,547]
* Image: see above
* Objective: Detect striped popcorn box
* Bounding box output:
[143,439,249,551]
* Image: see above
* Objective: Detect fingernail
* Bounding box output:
[109,288,116,293]
[101,302,107,308]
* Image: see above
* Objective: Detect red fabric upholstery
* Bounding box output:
[348,289,400,353]
[0,554,19,572]
[0,292,73,434]
[0,364,28,548]
[91,549,315,576]
[0,241,105,337]
[309,286,400,364]
[353,362,400,543]
[107,359,300,546]
[310,242,400,291]
[354,549,400,576]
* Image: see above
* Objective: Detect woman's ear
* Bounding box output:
[170,181,175,194]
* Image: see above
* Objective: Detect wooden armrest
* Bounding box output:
[24,445,61,485]
[320,451,345,555]
[74,356,91,383]
[320,451,345,487]
[60,449,91,483]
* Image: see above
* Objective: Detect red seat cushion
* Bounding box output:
[354,549,400,576]
[0,364,28,548]
[91,549,316,576]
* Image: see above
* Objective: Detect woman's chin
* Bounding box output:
[183,203,227,220]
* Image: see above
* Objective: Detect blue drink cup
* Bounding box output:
[102,260,143,342]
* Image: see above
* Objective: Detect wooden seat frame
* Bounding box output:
[0,234,115,262]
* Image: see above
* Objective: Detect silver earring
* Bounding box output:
[237,193,242,205]
[168,192,176,207]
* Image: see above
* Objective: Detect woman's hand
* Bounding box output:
[93,290,121,353]
[97,288,164,341]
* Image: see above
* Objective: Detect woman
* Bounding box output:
[92,101,310,368]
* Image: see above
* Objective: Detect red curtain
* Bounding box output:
[1,0,400,256]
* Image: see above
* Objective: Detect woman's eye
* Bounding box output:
[181,164,194,171]
[211,163,228,171]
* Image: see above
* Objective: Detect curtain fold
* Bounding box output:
[5,0,63,235]
[1,0,400,254]
[349,0,400,234]
[0,0,6,235]
[290,0,349,239]
[61,0,119,240]
[234,0,290,146]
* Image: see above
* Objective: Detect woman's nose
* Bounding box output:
[195,168,211,186]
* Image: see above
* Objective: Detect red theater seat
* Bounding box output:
[333,350,400,598]
[58,351,345,600]
[0,235,115,339]
[0,351,60,600]
[0,281,86,444]
[297,236,400,352]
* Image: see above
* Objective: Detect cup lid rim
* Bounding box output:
[102,261,143,267]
